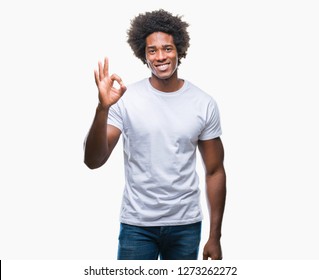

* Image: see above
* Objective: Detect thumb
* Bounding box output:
[203,252,209,260]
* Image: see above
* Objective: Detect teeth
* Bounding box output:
[158,64,168,71]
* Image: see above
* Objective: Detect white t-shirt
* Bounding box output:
[108,78,222,226]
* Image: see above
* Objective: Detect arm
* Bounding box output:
[84,57,126,169]
[198,137,226,260]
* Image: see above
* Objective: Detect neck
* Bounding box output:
[149,72,183,92]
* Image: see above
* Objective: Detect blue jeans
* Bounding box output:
[117,222,202,260]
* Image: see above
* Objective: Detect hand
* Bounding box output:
[203,238,223,260]
[94,57,127,109]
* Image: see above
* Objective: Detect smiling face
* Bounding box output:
[145,32,178,81]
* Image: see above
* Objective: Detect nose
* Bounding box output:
[156,49,166,61]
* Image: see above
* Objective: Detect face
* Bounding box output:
[145,32,178,80]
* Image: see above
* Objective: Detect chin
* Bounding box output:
[153,70,176,80]
[157,74,172,80]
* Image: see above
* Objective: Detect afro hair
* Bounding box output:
[127,9,190,65]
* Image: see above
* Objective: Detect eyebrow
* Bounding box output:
[146,44,174,49]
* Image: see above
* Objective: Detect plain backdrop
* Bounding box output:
[0,0,318,259]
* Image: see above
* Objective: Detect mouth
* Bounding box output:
[155,63,170,71]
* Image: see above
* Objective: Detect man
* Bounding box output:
[84,9,226,260]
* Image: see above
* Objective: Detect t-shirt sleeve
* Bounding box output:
[107,102,123,132]
[199,98,222,140]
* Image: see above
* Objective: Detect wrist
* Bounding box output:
[97,102,110,112]
[209,230,221,240]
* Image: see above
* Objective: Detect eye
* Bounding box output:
[148,49,156,54]
[165,47,173,52]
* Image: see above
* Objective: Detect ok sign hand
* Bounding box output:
[94,57,127,109]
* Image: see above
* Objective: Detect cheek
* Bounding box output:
[146,60,157,72]
[173,54,178,69]
[146,60,153,69]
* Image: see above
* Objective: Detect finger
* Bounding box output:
[98,61,104,81]
[115,85,127,97]
[94,70,99,86]
[120,84,127,95]
[203,253,208,260]
[110,73,124,86]
[210,253,222,260]
[103,57,109,77]
[110,73,127,95]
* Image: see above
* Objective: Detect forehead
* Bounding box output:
[146,32,175,46]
